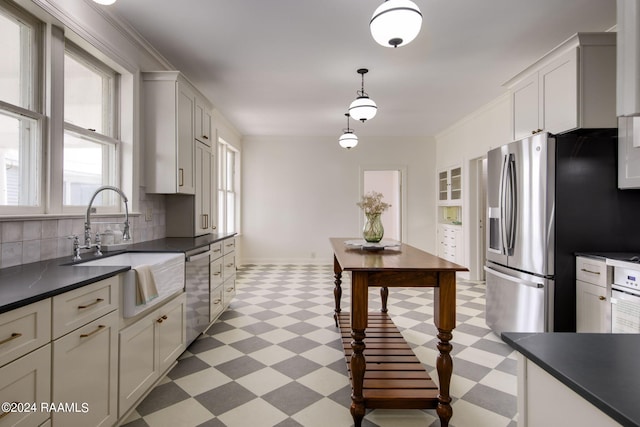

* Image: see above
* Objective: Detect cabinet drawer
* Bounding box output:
[222,253,236,281]
[576,257,607,287]
[0,344,51,427]
[210,242,223,260]
[210,284,224,322]
[223,238,235,255]
[223,277,236,307]
[52,276,118,339]
[210,259,223,288]
[0,299,51,368]
[52,310,118,427]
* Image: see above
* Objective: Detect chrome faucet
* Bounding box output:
[84,185,131,250]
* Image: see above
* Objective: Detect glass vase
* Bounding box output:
[363,213,384,243]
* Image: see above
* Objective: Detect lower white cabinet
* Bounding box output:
[576,256,611,333]
[437,224,464,264]
[118,293,186,417]
[52,310,118,427]
[0,344,51,427]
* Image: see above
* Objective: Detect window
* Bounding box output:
[0,4,42,210]
[218,140,238,234]
[63,45,119,208]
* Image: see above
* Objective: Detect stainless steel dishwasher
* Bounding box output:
[185,246,210,345]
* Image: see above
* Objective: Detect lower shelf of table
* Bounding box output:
[337,312,440,410]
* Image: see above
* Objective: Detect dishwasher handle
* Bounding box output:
[186,251,210,262]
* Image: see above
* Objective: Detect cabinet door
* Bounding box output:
[576,280,610,333]
[52,311,118,427]
[512,73,539,141]
[0,298,50,367]
[0,344,50,427]
[157,294,186,373]
[118,312,157,417]
[438,170,449,202]
[449,167,462,201]
[177,84,195,195]
[195,101,212,146]
[540,49,578,134]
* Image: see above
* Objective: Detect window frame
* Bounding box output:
[217,139,240,234]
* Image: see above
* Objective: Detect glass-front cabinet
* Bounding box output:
[438,166,462,204]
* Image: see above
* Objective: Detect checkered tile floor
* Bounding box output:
[121,264,518,427]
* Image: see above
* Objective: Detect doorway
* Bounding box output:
[361,168,405,242]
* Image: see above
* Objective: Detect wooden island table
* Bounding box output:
[330,238,468,427]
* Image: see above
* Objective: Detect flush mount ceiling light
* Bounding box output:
[370,0,423,48]
[93,0,117,5]
[339,113,359,149]
[349,68,377,123]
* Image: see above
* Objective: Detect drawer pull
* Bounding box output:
[226,263,234,268]
[213,248,221,253]
[225,243,234,247]
[212,272,221,276]
[599,296,606,301]
[213,298,222,304]
[0,332,22,346]
[157,315,168,323]
[226,287,234,292]
[80,324,106,338]
[580,268,600,275]
[78,298,104,309]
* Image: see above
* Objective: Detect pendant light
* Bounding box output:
[339,113,358,149]
[370,0,423,48]
[349,69,377,123]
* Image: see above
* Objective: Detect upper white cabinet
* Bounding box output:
[506,33,616,141]
[195,99,213,146]
[143,72,196,194]
[617,0,640,116]
[438,165,462,205]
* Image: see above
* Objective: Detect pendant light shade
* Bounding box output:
[370,0,422,48]
[349,69,377,122]
[339,113,358,149]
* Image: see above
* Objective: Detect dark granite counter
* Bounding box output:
[503,332,640,427]
[0,233,237,315]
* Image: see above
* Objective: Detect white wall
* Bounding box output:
[241,135,436,264]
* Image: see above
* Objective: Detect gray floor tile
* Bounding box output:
[135,382,191,416]
[215,355,267,380]
[194,382,257,415]
[261,382,324,415]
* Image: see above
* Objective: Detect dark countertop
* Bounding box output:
[0,233,237,315]
[502,332,640,427]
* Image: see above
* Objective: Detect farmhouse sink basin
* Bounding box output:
[76,252,185,318]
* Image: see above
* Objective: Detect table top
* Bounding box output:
[330,238,468,272]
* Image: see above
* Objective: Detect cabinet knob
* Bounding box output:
[599,296,606,301]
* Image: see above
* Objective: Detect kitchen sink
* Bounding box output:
[76,252,185,318]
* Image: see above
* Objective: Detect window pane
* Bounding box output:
[218,189,224,232]
[63,132,115,206]
[64,53,108,134]
[0,111,39,206]
[0,9,33,109]
[226,150,234,191]
[226,192,235,233]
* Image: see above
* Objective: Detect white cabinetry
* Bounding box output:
[143,71,197,195]
[618,116,640,189]
[438,224,463,265]
[51,277,119,427]
[576,256,611,333]
[516,353,619,427]
[195,98,213,146]
[506,33,616,141]
[438,166,462,204]
[617,0,640,116]
[0,299,51,427]
[118,292,186,418]
[209,237,236,323]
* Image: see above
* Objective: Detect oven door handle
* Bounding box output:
[186,251,210,262]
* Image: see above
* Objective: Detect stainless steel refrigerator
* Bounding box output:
[485,129,640,335]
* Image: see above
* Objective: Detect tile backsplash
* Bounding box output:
[0,188,166,268]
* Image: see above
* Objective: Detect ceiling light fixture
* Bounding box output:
[349,68,377,123]
[93,0,117,5]
[370,0,422,48]
[339,113,358,149]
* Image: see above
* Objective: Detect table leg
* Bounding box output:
[434,272,456,427]
[380,286,388,313]
[350,271,369,427]
[333,255,342,327]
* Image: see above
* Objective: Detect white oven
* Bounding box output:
[611,264,640,333]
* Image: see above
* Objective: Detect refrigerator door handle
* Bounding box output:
[499,154,509,254]
[506,154,517,252]
[484,266,544,288]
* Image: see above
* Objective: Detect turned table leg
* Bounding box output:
[434,271,456,427]
[333,255,342,327]
[380,286,388,313]
[350,271,369,427]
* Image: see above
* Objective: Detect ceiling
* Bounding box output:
[108,0,616,138]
